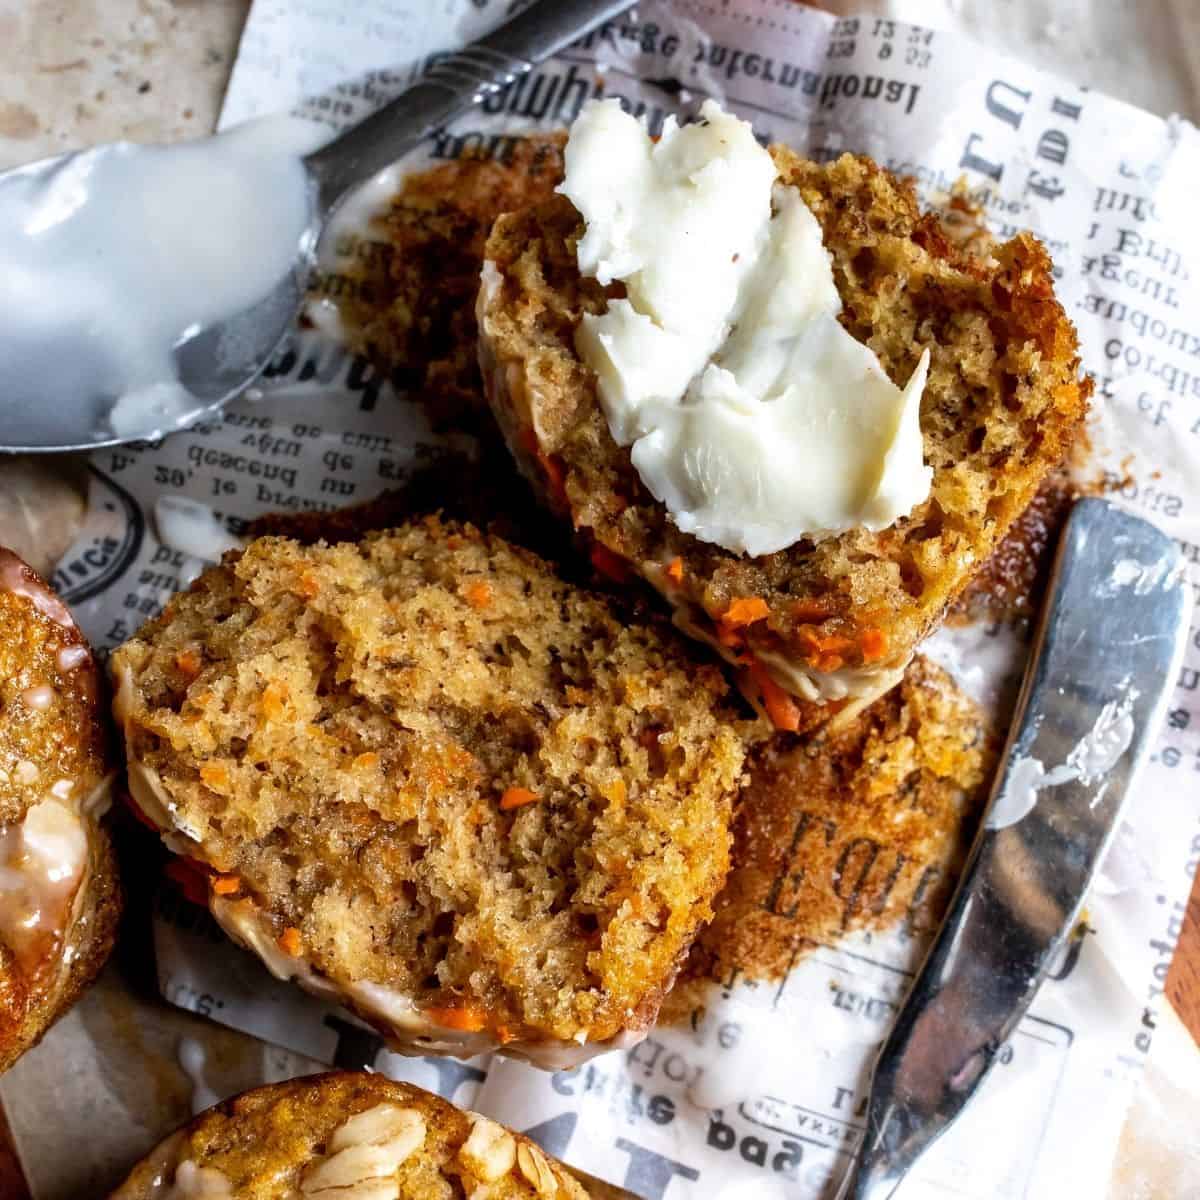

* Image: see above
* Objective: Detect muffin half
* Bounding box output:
[112,519,745,1065]
[673,655,992,1004]
[108,1071,593,1199]
[477,144,1088,730]
[0,547,120,1071]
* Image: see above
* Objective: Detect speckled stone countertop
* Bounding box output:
[0,0,248,167]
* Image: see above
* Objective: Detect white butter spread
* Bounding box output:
[560,99,931,556]
[0,115,322,441]
[154,496,243,564]
[986,693,1138,831]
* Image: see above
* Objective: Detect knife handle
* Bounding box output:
[838,498,1190,1200]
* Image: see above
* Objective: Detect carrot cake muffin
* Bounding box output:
[325,135,565,431]
[477,101,1089,731]
[0,547,120,1071]
[666,656,992,1018]
[109,1071,594,1199]
[112,519,745,1066]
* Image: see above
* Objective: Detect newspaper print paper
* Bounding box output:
[48,2,1200,1197]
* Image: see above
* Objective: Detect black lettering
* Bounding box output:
[985,79,1031,128]
[1037,129,1069,165]
[616,1139,700,1199]
[959,132,1004,181]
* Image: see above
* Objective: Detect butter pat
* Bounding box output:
[560,99,932,556]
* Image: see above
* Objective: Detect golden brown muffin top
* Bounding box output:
[0,547,113,1066]
[109,1072,593,1199]
[665,656,993,1018]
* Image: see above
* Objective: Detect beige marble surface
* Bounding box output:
[0,0,249,169]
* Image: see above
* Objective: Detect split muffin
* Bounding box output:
[0,547,120,1071]
[669,655,993,1013]
[109,1071,594,1199]
[477,144,1089,730]
[112,519,745,1066]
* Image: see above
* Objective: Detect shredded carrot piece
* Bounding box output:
[464,580,493,610]
[293,571,320,599]
[723,597,771,628]
[494,1024,517,1045]
[277,927,302,956]
[817,653,845,672]
[716,622,743,650]
[602,779,627,807]
[749,661,802,733]
[424,1004,488,1032]
[665,557,684,585]
[211,874,241,896]
[800,630,855,665]
[199,763,230,793]
[352,752,379,770]
[500,786,539,811]
[861,627,888,662]
[174,649,202,679]
[261,681,288,721]
[165,858,210,907]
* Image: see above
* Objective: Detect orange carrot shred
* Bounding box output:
[174,649,202,678]
[277,927,302,956]
[262,681,288,721]
[723,597,771,628]
[800,630,855,665]
[464,580,493,610]
[861,627,888,662]
[293,571,320,599]
[665,557,684,585]
[199,763,229,793]
[749,661,802,733]
[602,779,627,806]
[500,787,539,811]
[211,874,241,896]
[715,621,744,649]
[424,1004,488,1032]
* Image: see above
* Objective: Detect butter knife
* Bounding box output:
[836,496,1191,1200]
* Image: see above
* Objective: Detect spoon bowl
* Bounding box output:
[0,0,635,453]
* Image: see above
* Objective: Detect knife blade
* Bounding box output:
[835,496,1191,1200]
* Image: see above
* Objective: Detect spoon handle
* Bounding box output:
[305,0,634,210]
[836,497,1190,1200]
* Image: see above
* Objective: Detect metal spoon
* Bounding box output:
[835,497,1190,1199]
[0,0,634,453]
